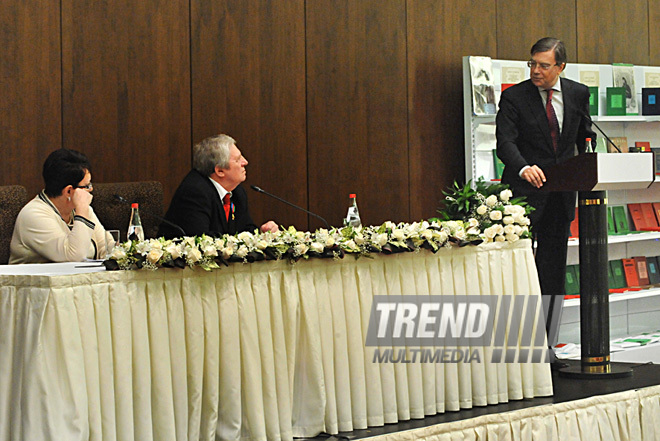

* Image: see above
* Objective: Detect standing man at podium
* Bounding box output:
[496,37,596,366]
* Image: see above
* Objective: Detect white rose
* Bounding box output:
[344,239,357,250]
[236,245,249,258]
[375,233,388,246]
[202,245,218,257]
[310,242,324,253]
[354,233,365,245]
[421,229,433,240]
[384,221,396,230]
[503,224,515,235]
[495,235,506,242]
[503,216,514,225]
[294,243,309,256]
[237,231,253,242]
[295,231,306,240]
[489,210,503,221]
[436,231,448,243]
[467,227,480,236]
[514,225,523,235]
[147,248,164,264]
[325,237,335,247]
[493,224,504,235]
[165,243,181,259]
[222,246,234,259]
[187,247,202,263]
[468,218,479,228]
[111,247,127,260]
[485,195,498,207]
[505,233,519,242]
[484,226,498,239]
[503,205,517,215]
[392,229,405,241]
[499,189,513,202]
[476,204,488,215]
[454,228,466,240]
[257,240,269,250]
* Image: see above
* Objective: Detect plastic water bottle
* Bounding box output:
[344,193,362,228]
[127,203,145,241]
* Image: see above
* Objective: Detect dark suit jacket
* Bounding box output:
[496,78,596,223]
[159,170,258,239]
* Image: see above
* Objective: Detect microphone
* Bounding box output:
[113,194,187,237]
[250,185,331,229]
[573,107,622,153]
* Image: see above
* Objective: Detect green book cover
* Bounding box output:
[607,87,626,116]
[492,150,504,180]
[612,206,630,234]
[610,260,627,289]
[588,86,599,116]
[608,261,616,289]
[607,206,616,234]
[565,265,579,295]
[648,256,660,285]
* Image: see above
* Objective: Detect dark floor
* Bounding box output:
[303,360,660,440]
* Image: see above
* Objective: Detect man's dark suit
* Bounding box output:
[496,77,595,298]
[158,170,258,239]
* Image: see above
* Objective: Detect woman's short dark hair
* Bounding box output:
[42,149,92,197]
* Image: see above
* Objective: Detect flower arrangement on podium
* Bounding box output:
[105,180,532,271]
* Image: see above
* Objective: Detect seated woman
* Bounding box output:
[9,149,114,264]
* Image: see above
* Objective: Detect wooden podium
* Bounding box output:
[543,152,655,378]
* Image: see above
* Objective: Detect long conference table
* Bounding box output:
[0,239,552,441]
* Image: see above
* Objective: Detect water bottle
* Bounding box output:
[127,203,145,241]
[344,193,362,228]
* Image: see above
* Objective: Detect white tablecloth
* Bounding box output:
[0,239,552,441]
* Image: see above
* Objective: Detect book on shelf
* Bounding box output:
[622,258,641,287]
[611,206,630,234]
[627,203,646,230]
[565,265,579,296]
[606,87,627,116]
[609,136,628,153]
[640,203,660,231]
[647,256,660,285]
[588,86,599,116]
[501,83,515,92]
[492,150,504,180]
[634,256,650,286]
[642,88,660,116]
[635,141,651,152]
[653,202,660,225]
[612,63,638,115]
[608,262,616,289]
[469,56,496,115]
[610,260,627,290]
[607,206,616,235]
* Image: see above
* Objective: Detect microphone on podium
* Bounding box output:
[572,107,621,153]
[250,185,331,229]
[113,194,187,237]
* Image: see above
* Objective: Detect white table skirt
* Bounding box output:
[0,239,552,441]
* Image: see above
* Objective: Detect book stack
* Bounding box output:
[627,202,660,231]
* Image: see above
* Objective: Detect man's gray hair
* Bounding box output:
[193,134,236,177]
[531,37,566,65]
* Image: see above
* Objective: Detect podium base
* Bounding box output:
[558,363,633,379]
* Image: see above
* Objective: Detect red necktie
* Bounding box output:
[546,89,560,151]
[223,194,231,221]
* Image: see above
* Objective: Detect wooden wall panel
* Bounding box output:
[650,0,660,66]
[407,0,497,220]
[307,0,408,228]
[576,0,649,65]
[0,0,61,194]
[191,0,307,230]
[61,0,191,205]
[496,0,577,62]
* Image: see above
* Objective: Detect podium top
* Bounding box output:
[542,153,655,192]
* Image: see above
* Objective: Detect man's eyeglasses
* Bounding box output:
[527,60,559,71]
[76,183,93,190]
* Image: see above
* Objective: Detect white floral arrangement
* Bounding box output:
[105,181,532,271]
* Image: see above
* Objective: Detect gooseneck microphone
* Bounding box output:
[574,107,622,153]
[250,185,331,229]
[113,194,187,237]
